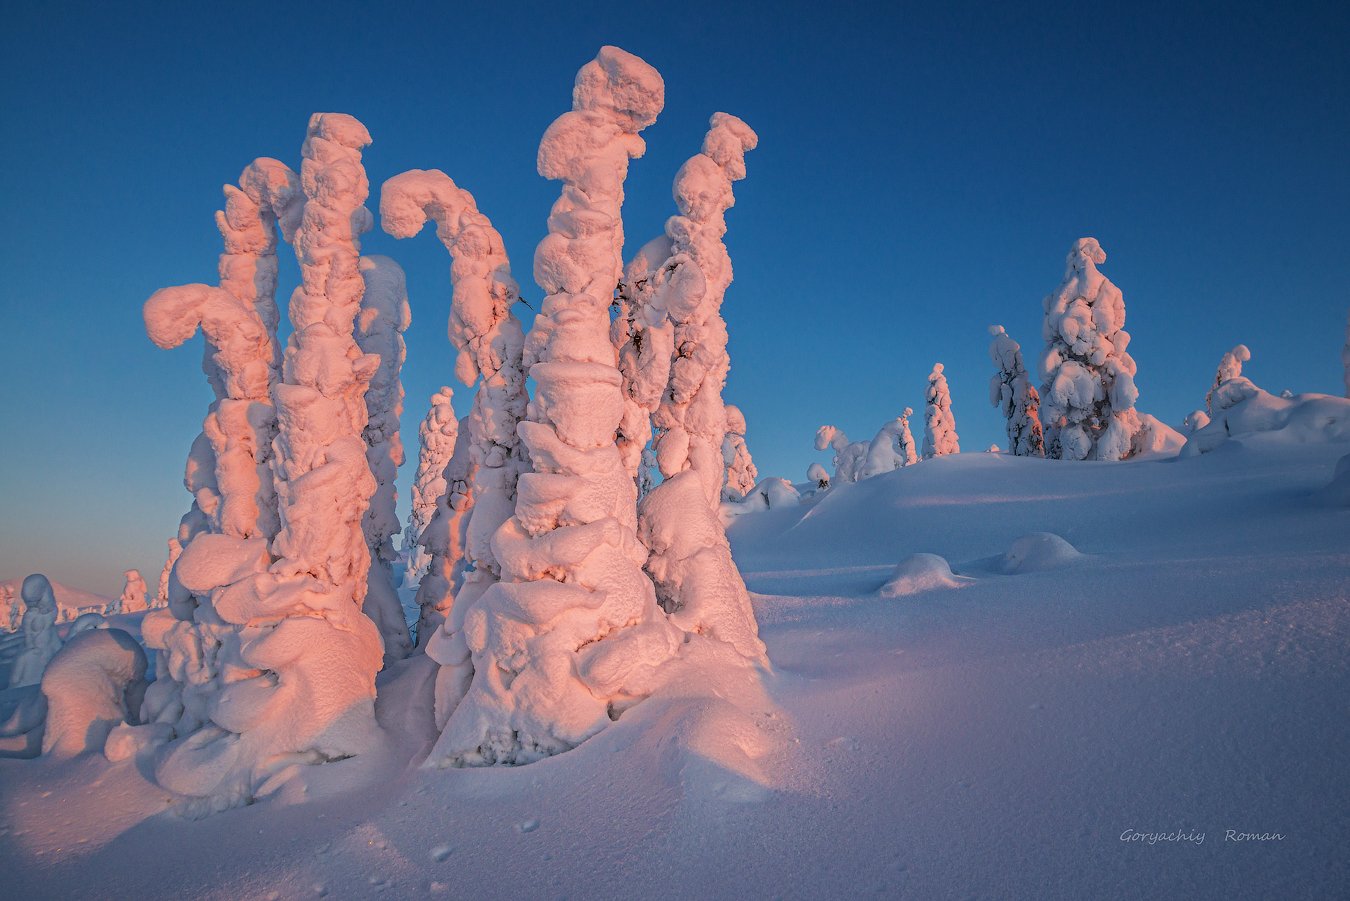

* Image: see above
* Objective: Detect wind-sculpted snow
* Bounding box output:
[1037,238,1141,460]
[40,628,147,757]
[380,168,527,698]
[424,47,686,767]
[879,553,973,598]
[721,404,758,500]
[988,325,1044,457]
[403,387,458,594]
[923,363,960,458]
[355,255,414,666]
[1183,387,1350,455]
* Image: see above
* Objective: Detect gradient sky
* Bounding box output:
[2,0,1347,596]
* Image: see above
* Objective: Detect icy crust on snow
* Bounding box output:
[1038,238,1142,461]
[879,553,973,598]
[355,255,414,666]
[423,47,685,768]
[860,407,918,479]
[40,628,147,757]
[923,363,960,458]
[143,113,385,811]
[381,168,528,650]
[8,575,61,688]
[721,404,758,500]
[402,388,458,593]
[988,325,1045,457]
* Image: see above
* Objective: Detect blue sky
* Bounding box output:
[2,0,1347,595]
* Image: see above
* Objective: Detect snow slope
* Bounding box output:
[1,439,1347,899]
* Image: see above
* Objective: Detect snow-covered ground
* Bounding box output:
[2,438,1346,899]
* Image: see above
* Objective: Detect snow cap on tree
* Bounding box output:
[923,363,960,458]
[1037,238,1141,461]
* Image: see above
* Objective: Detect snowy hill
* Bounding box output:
[2,440,1347,899]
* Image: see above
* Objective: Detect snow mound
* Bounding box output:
[999,532,1083,574]
[878,553,973,598]
[723,477,802,522]
[1323,452,1350,506]
[1182,390,1350,455]
[40,628,147,757]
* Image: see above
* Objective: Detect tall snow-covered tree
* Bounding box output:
[988,325,1045,457]
[637,112,766,664]
[425,47,683,767]
[614,235,677,480]
[380,169,527,687]
[721,404,758,501]
[1038,238,1141,461]
[402,387,458,592]
[146,114,386,810]
[922,364,960,458]
[354,255,414,666]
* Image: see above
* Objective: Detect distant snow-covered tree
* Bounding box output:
[1183,409,1211,434]
[923,364,960,458]
[1037,238,1141,461]
[808,462,830,490]
[402,387,457,592]
[721,404,758,501]
[988,325,1045,457]
[860,407,918,479]
[1206,344,1260,414]
[116,569,147,615]
[816,425,866,483]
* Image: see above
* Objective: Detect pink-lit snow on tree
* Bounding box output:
[380,169,527,672]
[721,404,758,501]
[402,387,458,594]
[1206,344,1257,414]
[424,47,684,767]
[1037,238,1141,461]
[355,255,414,665]
[922,364,960,458]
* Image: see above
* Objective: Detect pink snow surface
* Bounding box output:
[3,439,1346,898]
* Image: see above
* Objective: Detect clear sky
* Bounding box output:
[2,0,1347,596]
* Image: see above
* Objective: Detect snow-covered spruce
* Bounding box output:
[988,325,1045,457]
[1206,344,1258,414]
[613,234,677,481]
[8,574,62,689]
[402,387,458,592]
[380,169,527,675]
[425,47,684,767]
[116,569,148,615]
[860,407,919,479]
[808,462,830,490]
[815,426,867,484]
[149,114,385,810]
[637,112,767,665]
[1037,238,1142,460]
[355,255,414,666]
[922,364,960,458]
[721,404,758,501]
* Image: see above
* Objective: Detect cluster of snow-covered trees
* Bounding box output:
[114,46,767,807]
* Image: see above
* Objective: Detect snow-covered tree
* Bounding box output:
[117,569,148,615]
[815,426,867,484]
[402,387,458,591]
[1206,344,1256,414]
[354,255,414,666]
[923,364,960,458]
[1183,409,1211,433]
[614,234,677,480]
[1038,238,1141,461]
[860,407,918,479]
[424,47,686,767]
[721,404,758,501]
[146,114,385,810]
[808,462,830,490]
[637,112,766,665]
[381,169,528,666]
[988,325,1045,457]
[9,574,61,688]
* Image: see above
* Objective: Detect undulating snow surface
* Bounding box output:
[4,437,1345,899]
